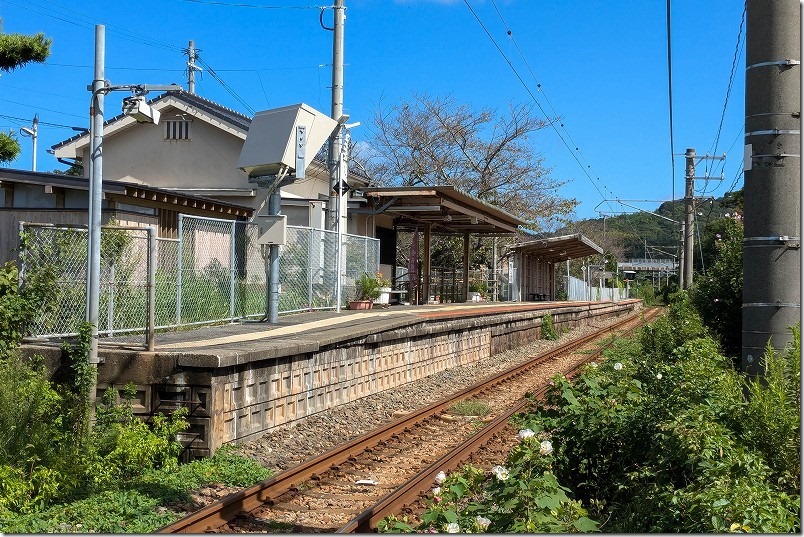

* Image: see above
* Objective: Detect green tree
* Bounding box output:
[690,214,743,357]
[0,20,52,163]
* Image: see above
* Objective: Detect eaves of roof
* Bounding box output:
[0,167,253,217]
[50,90,370,184]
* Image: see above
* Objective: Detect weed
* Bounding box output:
[448,399,490,417]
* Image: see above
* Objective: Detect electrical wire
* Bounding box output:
[666,0,676,206]
[706,2,746,177]
[0,98,86,120]
[461,0,610,206]
[0,113,79,129]
[194,56,255,115]
[479,0,657,254]
[179,0,323,8]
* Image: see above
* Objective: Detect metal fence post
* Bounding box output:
[107,261,115,336]
[18,221,25,286]
[146,226,156,351]
[230,220,236,322]
[308,228,314,309]
[176,214,183,325]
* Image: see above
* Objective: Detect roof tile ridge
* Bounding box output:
[170,90,252,122]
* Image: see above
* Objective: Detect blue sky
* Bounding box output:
[1,0,746,220]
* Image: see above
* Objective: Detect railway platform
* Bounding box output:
[21,299,642,458]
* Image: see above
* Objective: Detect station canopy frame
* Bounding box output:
[511,234,604,263]
[359,185,527,236]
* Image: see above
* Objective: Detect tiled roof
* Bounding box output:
[51,90,369,181]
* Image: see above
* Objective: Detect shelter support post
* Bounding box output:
[423,223,432,304]
[462,232,470,302]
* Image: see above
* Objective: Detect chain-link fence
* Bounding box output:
[20,223,152,342]
[19,216,380,340]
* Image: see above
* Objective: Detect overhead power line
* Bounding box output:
[461,0,611,206]
[470,0,659,253]
[706,3,746,177]
[179,0,323,8]
[194,56,256,115]
[665,0,676,206]
[0,113,78,129]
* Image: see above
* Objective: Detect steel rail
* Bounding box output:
[158,308,656,534]
[337,307,661,532]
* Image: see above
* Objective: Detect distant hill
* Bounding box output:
[554,190,743,262]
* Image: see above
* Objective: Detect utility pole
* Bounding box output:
[86,24,106,422]
[677,148,725,290]
[742,0,801,375]
[19,114,38,171]
[327,0,346,233]
[683,148,695,289]
[186,40,198,94]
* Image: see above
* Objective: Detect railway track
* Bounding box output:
[159,308,661,534]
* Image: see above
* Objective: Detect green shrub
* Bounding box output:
[83,385,188,491]
[690,215,743,356]
[511,293,800,533]
[379,445,597,533]
[541,313,559,341]
[0,261,54,356]
[0,355,64,469]
[740,325,801,494]
[139,445,272,497]
[0,489,179,534]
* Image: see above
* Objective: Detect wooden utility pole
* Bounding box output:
[742,0,801,374]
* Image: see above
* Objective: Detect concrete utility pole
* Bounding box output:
[742,0,801,374]
[86,24,106,420]
[327,0,346,233]
[187,40,198,94]
[683,148,695,289]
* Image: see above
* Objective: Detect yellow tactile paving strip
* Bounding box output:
[153,302,550,351]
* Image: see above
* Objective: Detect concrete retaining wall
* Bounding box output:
[22,300,641,458]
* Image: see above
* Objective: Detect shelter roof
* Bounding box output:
[510,233,603,263]
[359,185,527,235]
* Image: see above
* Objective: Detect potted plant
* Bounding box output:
[350,272,381,310]
[376,272,393,305]
[468,280,487,302]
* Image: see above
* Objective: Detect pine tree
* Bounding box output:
[0,20,52,163]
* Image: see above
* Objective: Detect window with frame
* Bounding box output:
[164,119,191,141]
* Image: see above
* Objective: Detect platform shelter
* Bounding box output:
[508,234,604,301]
[358,185,527,303]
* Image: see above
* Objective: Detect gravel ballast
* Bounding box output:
[233,312,638,472]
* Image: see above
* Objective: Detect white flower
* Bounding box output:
[539,439,554,456]
[476,516,491,529]
[434,471,446,484]
[492,465,509,481]
[614,362,623,371]
[656,373,663,380]
[590,361,598,368]
[446,522,461,533]
[518,428,535,442]
[432,486,441,495]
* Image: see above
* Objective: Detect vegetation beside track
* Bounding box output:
[0,261,271,533]
[380,295,800,533]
